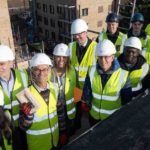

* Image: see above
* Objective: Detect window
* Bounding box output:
[37,15,42,22]
[82,8,88,16]
[39,27,43,33]
[98,6,103,13]
[58,21,62,28]
[49,5,54,14]
[37,2,41,9]
[51,32,56,40]
[108,5,112,12]
[43,4,47,12]
[50,19,55,28]
[44,17,48,25]
[57,6,62,14]
[45,29,49,38]
[97,20,103,27]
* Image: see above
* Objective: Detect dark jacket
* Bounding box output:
[127,28,147,39]
[118,53,150,97]
[82,59,132,106]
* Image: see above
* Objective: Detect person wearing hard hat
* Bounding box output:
[69,18,97,130]
[19,53,59,150]
[118,37,150,98]
[0,45,28,150]
[69,18,97,89]
[0,89,13,150]
[51,43,77,146]
[96,13,127,57]
[128,13,150,65]
[81,40,132,126]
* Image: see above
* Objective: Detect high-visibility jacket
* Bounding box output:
[0,110,12,150]
[145,23,150,36]
[129,63,149,92]
[88,66,129,120]
[98,31,127,57]
[0,136,12,150]
[140,35,150,65]
[64,66,76,119]
[26,82,59,150]
[0,69,28,125]
[69,41,97,89]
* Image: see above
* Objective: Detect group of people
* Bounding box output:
[0,12,150,150]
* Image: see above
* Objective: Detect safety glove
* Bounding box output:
[21,102,32,115]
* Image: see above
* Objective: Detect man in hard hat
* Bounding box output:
[52,43,77,146]
[118,37,150,98]
[97,13,127,57]
[128,13,150,65]
[69,18,97,129]
[81,40,132,126]
[0,44,28,150]
[19,53,59,150]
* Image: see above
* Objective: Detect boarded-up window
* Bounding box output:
[98,6,103,13]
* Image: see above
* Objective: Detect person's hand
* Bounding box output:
[81,102,90,112]
[21,102,32,115]
[59,132,68,145]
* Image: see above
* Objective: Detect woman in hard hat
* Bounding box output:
[118,37,150,98]
[0,45,28,150]
[51,43,77,146]
[0,90,13,150]
[19,53,59,150]
[81,39,132,126]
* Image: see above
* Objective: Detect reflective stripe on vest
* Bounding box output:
[27,123,58,135]
[131,63,149,92]
[65,67,76,119]
[33,111,57,123]
[89,66,128,120]
[69,41,97,89]
[92,105,118,115]
[2,69,28,125]
[27,82,59,149]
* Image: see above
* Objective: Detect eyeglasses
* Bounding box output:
[33,67,50,74]
[73,32,85,38]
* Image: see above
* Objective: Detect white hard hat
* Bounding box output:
[0,90,4,106]
[30,53,52,68]
[96,40,116,56]
[53,43,70,56]
[0,45,15,61]
[124,37,142,51]
[71,19,88,35]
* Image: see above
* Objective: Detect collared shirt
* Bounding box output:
[0,71,14,97]
[33,82,50,103]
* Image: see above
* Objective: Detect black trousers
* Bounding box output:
[12,127,28,150]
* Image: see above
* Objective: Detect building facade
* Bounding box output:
[35,0,114,44]
[0,0,14,52]
[8,0,29,15]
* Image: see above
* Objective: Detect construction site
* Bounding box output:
[1,0,150,149]
[0,0,146,68]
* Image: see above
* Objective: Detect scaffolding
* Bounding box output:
[117,0,137,32]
